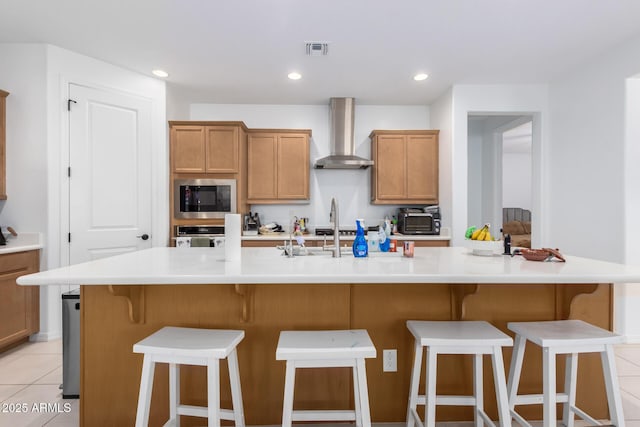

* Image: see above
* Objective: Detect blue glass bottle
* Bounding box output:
[352,219,368,258]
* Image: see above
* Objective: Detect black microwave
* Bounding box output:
[174,179,236,219]
[397,208,441,235]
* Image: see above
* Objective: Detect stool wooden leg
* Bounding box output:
[542,347,556,427]
[562,354,577,427]
[282,360,296,427]
[353,362,363,427]
[169,363,180,427]
[207,358,221,427]
[227,349,245,427]
[474,353,484,427]
[135,355,155,427]
[507,335,526,413]
[425,348,438,427]
[601,344,626,427]
[407,342,423,427]
[491,347,511,427]
[355,358,372,427]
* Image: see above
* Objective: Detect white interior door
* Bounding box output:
[68,83,152,264]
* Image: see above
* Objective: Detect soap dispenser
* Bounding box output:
[353,219,368,258]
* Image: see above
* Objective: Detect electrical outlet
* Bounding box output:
[383,349,397,372]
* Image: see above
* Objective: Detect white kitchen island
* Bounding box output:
[18,247,640,427]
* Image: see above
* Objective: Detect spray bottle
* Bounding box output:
[352,219,368,258]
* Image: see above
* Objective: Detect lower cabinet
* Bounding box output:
[0,250,40,352]
[414,240,449,247]
[241,240,281,248]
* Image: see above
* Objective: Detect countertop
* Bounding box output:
[17,246,640,286]
[0,233,43,255]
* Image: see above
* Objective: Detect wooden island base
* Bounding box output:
[81,282,612,427]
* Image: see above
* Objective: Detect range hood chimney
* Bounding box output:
[314,97,374,169]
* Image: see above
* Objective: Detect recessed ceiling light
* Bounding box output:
[288,72,302,80]
[414,73,429,81]
[152,69,169,78]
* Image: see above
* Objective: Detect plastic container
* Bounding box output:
[367,231,379,252]
[352,219,368,258]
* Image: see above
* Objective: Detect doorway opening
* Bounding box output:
[467,114,533,247]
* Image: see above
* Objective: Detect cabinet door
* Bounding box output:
[247,134,277,200]
[171,126,206,173]
[375,135,406,200]
[205,126,239,173]
[0,251,40,351]
[276,134,309,199]
[406,134,438,202]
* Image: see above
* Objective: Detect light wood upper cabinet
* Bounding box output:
[0,90,8,200]
[370,130,439,204]
[205,126,239,173]
[277,134,309,199]
[247,130,310,203]
[171,124,239,173]
[247,133,278,200]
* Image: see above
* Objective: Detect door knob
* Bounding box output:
[136,233,150,241]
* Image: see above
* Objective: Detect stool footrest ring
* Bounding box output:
[512,393,569,405]
[291,409,357,421]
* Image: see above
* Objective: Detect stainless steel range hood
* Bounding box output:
[314,97,374,169]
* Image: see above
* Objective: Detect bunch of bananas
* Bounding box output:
[465,224,493,241]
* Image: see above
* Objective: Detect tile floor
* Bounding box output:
[2,340,640,427]
[0,339,76,427]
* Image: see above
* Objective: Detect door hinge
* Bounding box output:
[68,233,71,243]
[67,99,77,111]
[67,167,71,177]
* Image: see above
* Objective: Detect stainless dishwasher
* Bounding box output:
[62,289,80,398]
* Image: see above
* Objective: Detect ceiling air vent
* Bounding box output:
[305,42,329,56]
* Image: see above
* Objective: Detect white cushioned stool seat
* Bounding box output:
[276,329,376,427]
[406,320,513,427]
[507,319,624,427]
[133,326,245,427]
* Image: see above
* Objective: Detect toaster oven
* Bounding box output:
[397,207,441,235]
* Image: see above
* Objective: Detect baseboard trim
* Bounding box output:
[30,331,62,342]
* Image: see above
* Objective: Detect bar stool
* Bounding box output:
[276,329,376,427]
[507,319,625,427]
[406,320,513,427]
[133,326,245,427]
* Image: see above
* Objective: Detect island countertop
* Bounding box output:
[16,246,640,286]
[33,246,636,426]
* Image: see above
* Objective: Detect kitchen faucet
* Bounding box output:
[328,197,341,258]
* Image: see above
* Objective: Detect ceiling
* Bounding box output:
[2,0,640,105]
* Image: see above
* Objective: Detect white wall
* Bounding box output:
[190,103,430,229]
[449,85,548,247]
[467,120,484,228]
[622,75,640,341]
[429,88,453,231]
[0,43,52,339]
[503,153,532,210]
[0,44,48,239]
[0,43,167,341]
[548,32,640,339]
